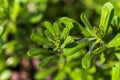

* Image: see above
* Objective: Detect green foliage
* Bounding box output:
[1,0,120,80]
[0,0,49,79]
[27,48,54,57]
[30,33,50,44]
[27,1,120,80]
[112,62,120,80]
[99,2,114,34]
[80,13,93,36]
[107,33,120,47]
[35,66,57,79]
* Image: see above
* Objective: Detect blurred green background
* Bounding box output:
[0,0,120,80]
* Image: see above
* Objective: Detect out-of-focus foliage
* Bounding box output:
[0,0,49,79]
[1,0,120,80]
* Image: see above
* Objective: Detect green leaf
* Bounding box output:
[59,17,75,23]
[111,16,119,27]
[63,42,88,56]
[0,20,8,36]
[111,16,119,34]
[99,2,114,34]
[59,17,91,37]
[44,21,56,36]
[59,17,74,39]
[107,33,120,47]
[43,43,54,49]
[30,14,43,23]
[94,46,107,54]
[54,70,66,80]
[60,25,73,39]
[82,52,95,69]
[77,23,92,37]
[30,33,50,44]
[60,36,74,49]
[82,42,97,69]
[35,66,57,79]
[27,48,54,56]
[65,42,78,48]
[115,53,120,60]
[53,22,60,36]
[112,62,120,80]
[80,13,93,35]
[39,56,55,68]
[44,30,54,42]
[69,68,83,80]
[10,0,21,21]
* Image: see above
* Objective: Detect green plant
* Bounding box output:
[27,2,120,80]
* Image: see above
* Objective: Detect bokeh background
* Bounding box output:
[0,0,120,80]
